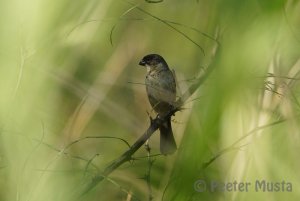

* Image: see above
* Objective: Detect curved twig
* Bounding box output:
[65,136,131,150]
[202,119,286,169]
[130,3,205,56]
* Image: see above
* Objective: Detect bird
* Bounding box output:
[139,54,177,155]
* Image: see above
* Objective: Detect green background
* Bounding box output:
[0,0,300,200]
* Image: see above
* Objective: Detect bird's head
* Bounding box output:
[139,54,169,72]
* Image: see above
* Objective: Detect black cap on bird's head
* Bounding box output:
[139,54,169,68]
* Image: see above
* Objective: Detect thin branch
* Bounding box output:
[202,144,249,169]
[266,73,300,81]
[132,153,162,159]
[13,46,26,99]
[290,89,300,109]
[163,20,220,45]
[202,119,286,168]
[145,0,163,3]
[127,81,146,86]
[77,115,167,197]
[109,17,218,46]
[126,2,205,55]
[65,136,131,150]
[144,141,154,201]
[175,50,217,106]
[83,154,100,178]
[17,121,45,201]
[38,140,100,171]
[104,177,141,201]
[110,5,140,45]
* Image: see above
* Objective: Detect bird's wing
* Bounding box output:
[146,70,176,105]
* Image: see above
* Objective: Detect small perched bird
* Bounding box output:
[139,54,177,155]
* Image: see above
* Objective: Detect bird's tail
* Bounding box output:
[159,117,177,155]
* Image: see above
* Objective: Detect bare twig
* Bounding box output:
[83,154,100,178]
[145,0,163,3]
[77,115,173,197]
[65,136,131,150]
[144,141,154,201]
[202,118,286,168]
[126,2,205,55]
[17,121,45,201]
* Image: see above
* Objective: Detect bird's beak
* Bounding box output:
[139,59,146,66]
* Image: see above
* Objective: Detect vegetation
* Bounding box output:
[0,0,299,201]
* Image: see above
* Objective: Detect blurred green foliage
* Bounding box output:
[0,0,300,201]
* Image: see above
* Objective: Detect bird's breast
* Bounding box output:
[145,69,176,115]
